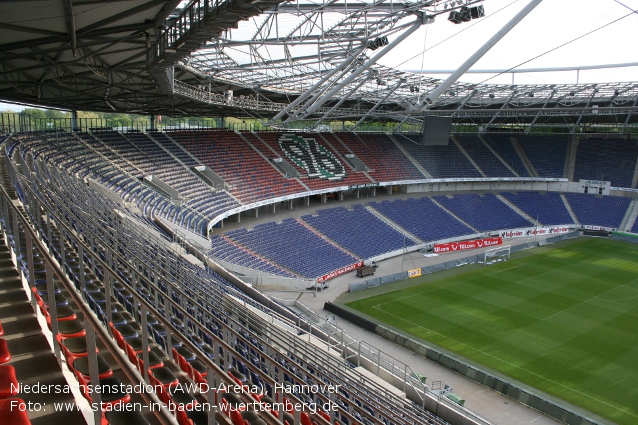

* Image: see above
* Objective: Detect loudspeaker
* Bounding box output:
[469,5,485,19]
[367,36,389,51]
[458,7,472,22]
[448,11,463,24]
[420,116,453,146]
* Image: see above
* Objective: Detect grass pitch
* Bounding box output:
[346,238,638,424]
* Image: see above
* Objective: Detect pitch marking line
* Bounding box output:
[371,305,638,419]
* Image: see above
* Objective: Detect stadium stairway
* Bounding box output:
[563,138,578,180]
[560,194,580,224]
[363,206,425,244]
[509,137,538,177]
[619,198,638,232]
[0,232,87,425]
[0,160,86,425]
[493,194,537,224]
[428,198,480,233]
[386,135,432,178]
[295,218,362,261]
[450,136,487,178]
[476,134,520,176]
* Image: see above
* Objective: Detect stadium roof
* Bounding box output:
[1,0,638,130]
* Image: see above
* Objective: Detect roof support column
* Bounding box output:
[300,18,425,118]
[420,0,543,109]
[268,45,367,124]
[621,93,638,133]
[71,110,78,132]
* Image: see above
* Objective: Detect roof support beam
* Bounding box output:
[310,74,374,130]
[570,89,598,133]
[78,0,164,35]
[393,115,413,133]
[63,0,78,57]
[299,18,423,118]
[420,0,543,109]
[268,44,366,123]
[0,23,65,37]
[526,90,556,133]
[481,91,517,132]
[351,78,406,131]
[451,89,476,118]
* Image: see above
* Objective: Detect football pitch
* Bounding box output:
[345,238,638,424]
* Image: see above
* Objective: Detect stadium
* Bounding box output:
[0,1,637,425]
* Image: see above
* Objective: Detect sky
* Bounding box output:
[2,0,638,112]
[383,0,638,85]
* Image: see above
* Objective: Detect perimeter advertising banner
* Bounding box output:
[582,225,605,231]
[500,226,571,239]
[433,237,502,253]
[408,268,422,278]
[317,261,364,283]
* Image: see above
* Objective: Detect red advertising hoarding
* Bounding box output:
[433,237,502,254]
[317,261,364,283]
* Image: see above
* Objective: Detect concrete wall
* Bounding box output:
[402,180,592,195]
[211,256,313,291]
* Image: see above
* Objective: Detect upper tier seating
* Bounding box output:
[565,193,631,228]
[573,138,638,188]
[252,132,374,190]
[370,197,475,242]
[454,134,515,177]
[94,130,238,220]
[395,135,482,178]
[434,193,532,232]
[224,218,359,278]
[483,134,530,177]
[333,132,425,181]
[149,131,199,167]
[301,205,417,258]
[16,132,209,235]
[170,130,306,203]
[501,192,575,225]
[517,134,568,178]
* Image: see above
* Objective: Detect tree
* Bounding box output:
[44,109,68,119]
[20,108,46,120]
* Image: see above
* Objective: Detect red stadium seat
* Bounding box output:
[68,355,113,380]
[0,398,31,425]
[0,366,19,399]
[57,335,98,361]
[0,339,10,365]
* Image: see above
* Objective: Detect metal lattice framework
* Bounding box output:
[1,0,637,130]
